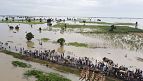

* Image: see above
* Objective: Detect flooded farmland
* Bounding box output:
[1,17,143,81]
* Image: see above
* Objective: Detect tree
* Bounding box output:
[26,32,34,41]
[109,25,116,32]
[15,25,19,30]
[47,19,52,26]
[5,17,8,21]
[40,18,42,22]
[57,38,65,47]
[47,19,52,23]
[12,17,15,21]
[28,19,31,22]
[83,20,86,25]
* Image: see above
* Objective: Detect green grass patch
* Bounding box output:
[41,38,50,42]
[54,23,143,33]
[24,70,71,81]
[114,23,135,25]
[12,61,31,68]
[80,21,135,25]
[67,42,88,47]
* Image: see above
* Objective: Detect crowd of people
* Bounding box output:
[0,42,143,81]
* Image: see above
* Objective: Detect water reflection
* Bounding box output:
[15,29,19,32]
[57,46,65,53]
[26,41,35,48]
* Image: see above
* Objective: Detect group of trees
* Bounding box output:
[8,25,19,30]
[26,32,65,47]
[2,17,15,21]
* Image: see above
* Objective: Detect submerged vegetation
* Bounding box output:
[54,23,143,33]
[24,70,71,81]
[41,38,50,42]
[12,61,31,68]
[67,42,88,47]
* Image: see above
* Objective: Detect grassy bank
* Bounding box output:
[67,42,88,47]
[0,50,123,81]
[24,70,71,81]
[12,61,31,68]
[54,23,143,33]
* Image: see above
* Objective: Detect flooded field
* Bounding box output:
[0,20,143,69]
[1,17,143,81]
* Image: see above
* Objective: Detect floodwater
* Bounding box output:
[0,52,79,81]
[0,19,143,80]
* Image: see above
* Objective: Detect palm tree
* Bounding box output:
[57,38,65,47]
[26,32,34,41]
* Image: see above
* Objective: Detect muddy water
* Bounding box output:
[0,22,143,71]
[0,52,35,81]
[0,52,79,81]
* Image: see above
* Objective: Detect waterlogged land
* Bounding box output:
[54,23,143,33]
[1,18,143,81]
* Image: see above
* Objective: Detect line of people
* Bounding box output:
[0,42,143,81]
